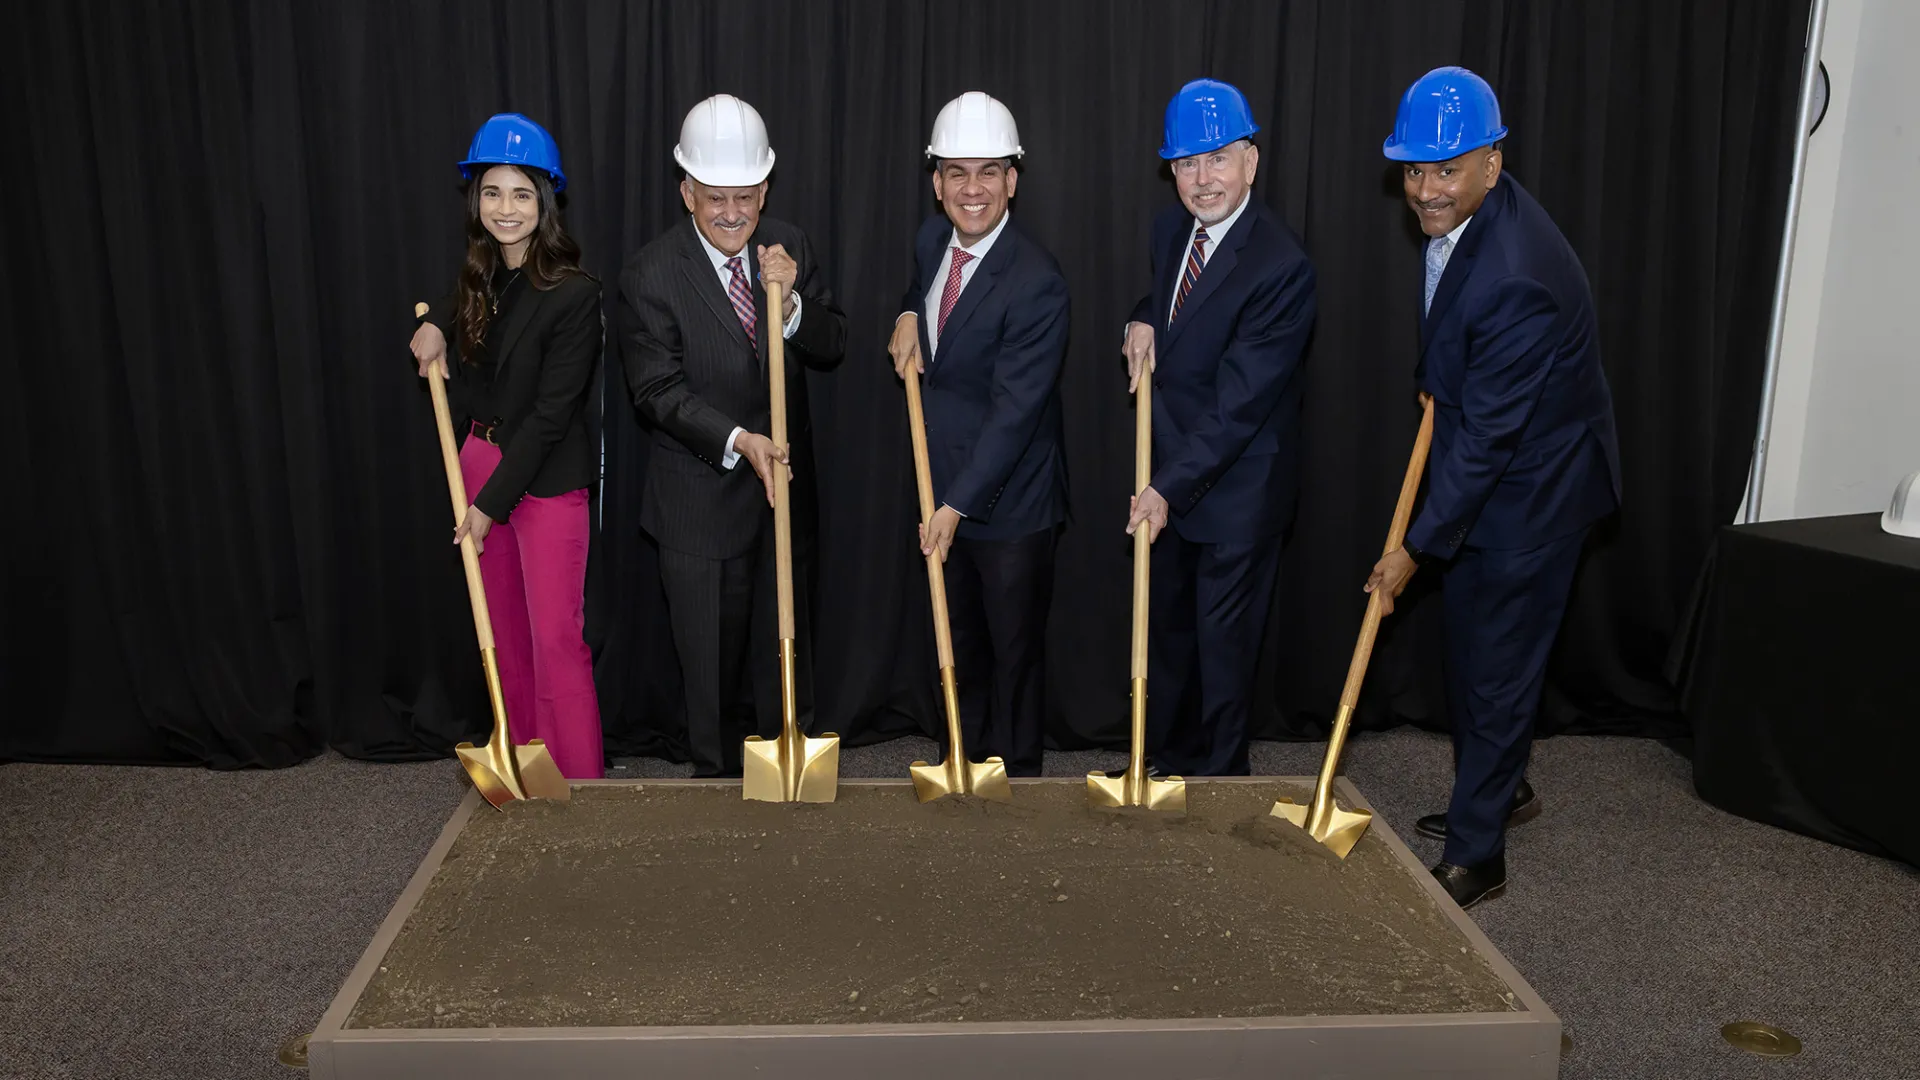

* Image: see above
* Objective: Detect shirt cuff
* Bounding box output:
[782,292,803,338]
[943,502,967,519]
[721,426,745,470]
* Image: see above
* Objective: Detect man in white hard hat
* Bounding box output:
[618,94,847,778]
[887,91,1070,777]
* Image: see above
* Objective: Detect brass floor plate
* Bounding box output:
[278,1032,310,1068]
[1721,1021,1802,1057]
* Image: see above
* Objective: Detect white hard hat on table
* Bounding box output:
[674,94,776,186]
[927,91,1023,161]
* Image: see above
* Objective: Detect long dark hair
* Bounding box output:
[455,164,585,362]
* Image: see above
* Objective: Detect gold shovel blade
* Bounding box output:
[910,756,1013,803]
[1086,769,1188,812]
[742,732,841,803]
[1271,797,1374,859]
[513,740,573,802]
[455,741,524,810]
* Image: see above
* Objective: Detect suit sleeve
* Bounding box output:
[787,231,847,364]
[941,269,1071,521]
[473,280,601,521]
[1150,257,1316,511]
[1406,275,1561,558]
[619,260,740,466]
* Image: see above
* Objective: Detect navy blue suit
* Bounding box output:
[1128,198,1317,775]
[1412,175,1620,867]
[903,213,1070,774]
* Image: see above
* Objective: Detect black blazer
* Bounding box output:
[422,273,604,522]
[1128,199,1317,544]
[901,213,1070,540]
[617,216,847,560]
[1410,175,1620,557]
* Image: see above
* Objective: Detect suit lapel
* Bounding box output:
[915,225,942,364]
[1166,205,1253,350]
[492,280,544,380]
[677,220,754,353]
[929,232,1011,371]
[1152,220,1184,344]
[1418,182,1506,361]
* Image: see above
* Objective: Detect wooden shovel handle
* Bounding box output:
[766,280,796,641]
[903,368,956,669]
[1337,396,1435,711]
[418,302,495,652]
[1131,374,1153,680]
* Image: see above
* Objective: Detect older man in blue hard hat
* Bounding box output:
[1364,68,1621,908]
[1121,79,1318,777]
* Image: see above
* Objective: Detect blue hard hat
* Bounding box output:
[1382,67,1508,162]
[459,113,568,192]
[1159,78,1260,160]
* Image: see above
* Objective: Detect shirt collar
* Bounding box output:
[690,215,751,271]
[1439,214,1473,248]
[947,210,1011,262]
[1195,190,1253,243]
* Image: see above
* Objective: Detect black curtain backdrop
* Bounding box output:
[2,1,1811,768]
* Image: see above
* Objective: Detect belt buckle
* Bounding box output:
[473,419,502,446]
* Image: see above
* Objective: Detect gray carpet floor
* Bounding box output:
[2,729,1914,1079]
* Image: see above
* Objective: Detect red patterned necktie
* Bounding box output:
[725,256,757,347]
[937,247,975,341]
[1169,225,1210,327]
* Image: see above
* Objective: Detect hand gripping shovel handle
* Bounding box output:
[904,363,1011,801]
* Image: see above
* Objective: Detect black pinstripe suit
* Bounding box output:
[617,216,846,776]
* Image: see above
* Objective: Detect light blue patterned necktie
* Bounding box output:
[1423,235,1452,316]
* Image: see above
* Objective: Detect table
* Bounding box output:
[1673,512,1920,867]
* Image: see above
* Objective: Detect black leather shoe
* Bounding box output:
[1415,779,1539,841]
[1431,853,1507,909]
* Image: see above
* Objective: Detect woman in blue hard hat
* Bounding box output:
[409,112,606,779]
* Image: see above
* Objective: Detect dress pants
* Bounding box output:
[943,526,1058,777]
[1440,526,1590,867]
[1145,528,1282,777]
[657,520,817,778]
[458,431,605,779]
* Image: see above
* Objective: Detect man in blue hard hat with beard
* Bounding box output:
[1365,67,1620,908]
[1121,78,1317,778]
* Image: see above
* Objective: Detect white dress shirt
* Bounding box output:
[915,209,1011,361]
[1163,190,1253,326]
[688,217,805,470]
[1428,214,1474,280]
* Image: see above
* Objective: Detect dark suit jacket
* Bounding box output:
[1409,175,1621,558]
[618,216,847,560]
[902,214,1070,540]
[421,273,603,522]
[1128,198,1318,544]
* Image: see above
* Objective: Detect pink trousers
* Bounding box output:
[460,431,604,779]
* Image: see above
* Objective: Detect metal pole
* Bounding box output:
[1743,0,1832,524]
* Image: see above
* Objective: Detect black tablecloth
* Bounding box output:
[1673,512,1920,867]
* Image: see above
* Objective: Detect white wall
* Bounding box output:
[1757,0,1920,521]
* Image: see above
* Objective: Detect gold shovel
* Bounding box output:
[901,360,1012,803]
[1088,367,1186,811]
[415,302,571,810]
[742,279,840,802]
[1272,395,1435,856]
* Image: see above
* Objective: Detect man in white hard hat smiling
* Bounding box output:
[618,93,847,779]
[887,91,1071,777]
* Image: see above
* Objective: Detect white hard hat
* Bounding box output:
[673,94,775,187]
[926,91,1023,162]
[1883,470,1920,538]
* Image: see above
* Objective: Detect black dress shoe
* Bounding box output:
[1414,779,1539,841]
[1431,853,1506,909]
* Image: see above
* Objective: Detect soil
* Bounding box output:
[345,781,1518,1030]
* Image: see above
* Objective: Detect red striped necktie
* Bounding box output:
[1169,225,1210,327]
[937,247,975,340]
[725,256,758,347]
